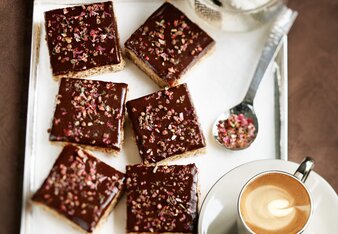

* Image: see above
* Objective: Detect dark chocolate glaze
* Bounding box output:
[126,164,198,233]
[32,145,125,233]
[50,78,127,151]
[126,83,206,164]
[45,1,122,76]
[124,2,215,87]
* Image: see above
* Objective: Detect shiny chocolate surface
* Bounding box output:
[45,1,122,76]
[32,145,125,232]
[126,83,206,164]
[125,2,215,86]
[50,78,127,151]
[126,164,198,233]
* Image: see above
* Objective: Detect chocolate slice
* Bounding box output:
[125,2,215,87]
[126,83,206,164]
[50,78,127,154]
[126,164,199,233]
[45,1,124,79]
[32,145,125,233]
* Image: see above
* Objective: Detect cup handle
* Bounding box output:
[294,157,315,183]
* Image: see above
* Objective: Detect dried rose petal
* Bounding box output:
[217,113,256,149]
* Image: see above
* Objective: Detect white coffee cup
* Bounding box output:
[237,157,314,234]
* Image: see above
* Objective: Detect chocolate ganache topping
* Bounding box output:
[32,145,125,232]
[125,2,215,86]
[50,78,127,152]
[126,164,199,233]
[126,83,206,164]
[45,2,122,76]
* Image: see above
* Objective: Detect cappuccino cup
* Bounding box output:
[237,157,314,234]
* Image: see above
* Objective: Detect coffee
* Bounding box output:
[239,172,311,234]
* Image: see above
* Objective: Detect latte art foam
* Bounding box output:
[240,173,311,234]
[268,198,295,217]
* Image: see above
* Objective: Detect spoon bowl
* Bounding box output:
[212,102,258,150]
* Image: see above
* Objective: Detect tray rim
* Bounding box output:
[20,4,40,234]
[20,1,289,233]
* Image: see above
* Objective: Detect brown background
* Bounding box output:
[0,0,337,233]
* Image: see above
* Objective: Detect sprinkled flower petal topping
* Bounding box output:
[49,78,127,152]
[126,164,198,233]
[217,113,256,149]
[45,2,123,76]
[124,2,215,87]
[32,145,125,232]
[126,83,206,164]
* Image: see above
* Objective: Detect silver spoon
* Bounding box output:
[212,8,298,150]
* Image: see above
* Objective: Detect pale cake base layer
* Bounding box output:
[50,139,121,156]
[154,147,206,166]
[52,60,125,81]
[32,187,124,234]
[34,23,41,67]
[125,48,168,87]
[125,43,215,88]
[130,131,206,165]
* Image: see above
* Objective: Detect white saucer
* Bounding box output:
[198,159,338,234]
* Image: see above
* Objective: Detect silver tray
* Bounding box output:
[20,0,288,233]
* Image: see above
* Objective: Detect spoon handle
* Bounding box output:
[243,8,298,104]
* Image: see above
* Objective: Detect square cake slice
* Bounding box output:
[126,83,206,164]
[32,145,125,233]
[50,78,128,154]
[124,2,215,87]
[45,1,124,79]
[126,164,199,233]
